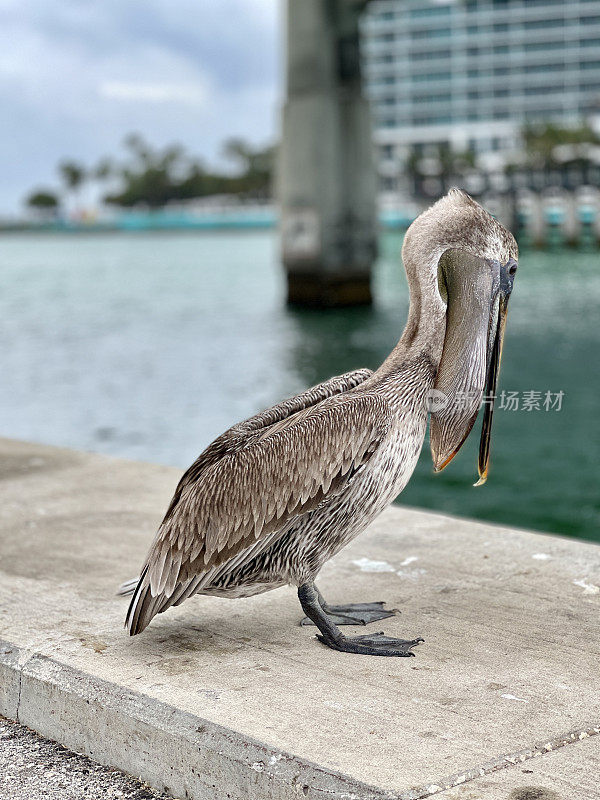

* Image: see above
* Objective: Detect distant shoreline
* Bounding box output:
[0,208,415,234]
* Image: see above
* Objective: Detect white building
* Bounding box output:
[361,0,600,193]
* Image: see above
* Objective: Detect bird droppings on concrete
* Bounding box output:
[501,694,529,703]
[351,557,396,572]
[400,555,419,566]
[572,578,599,595]
[396,568,427,580]
[0,715,173,800]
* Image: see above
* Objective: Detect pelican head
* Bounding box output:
[402,188,518,485]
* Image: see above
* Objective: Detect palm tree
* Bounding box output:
[222,137,275,197]
[222,137,252,172]
[58,160,86,216]
[25,189,60,217]
[94,158,113,182]
[123,133,152,168]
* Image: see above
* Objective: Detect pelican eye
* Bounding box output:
[508,261,517,276]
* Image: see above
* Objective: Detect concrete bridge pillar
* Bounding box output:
[279,0,377,307]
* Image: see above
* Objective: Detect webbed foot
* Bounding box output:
[300,601,398,626]
[317,631,424,657]
[298,582,424,658]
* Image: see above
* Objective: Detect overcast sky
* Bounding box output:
[0,0,280,214]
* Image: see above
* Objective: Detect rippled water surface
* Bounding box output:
[1,231,598,540]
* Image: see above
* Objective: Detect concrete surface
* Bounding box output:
[0,715,172,799]
[436,732,600,800]
[0,437,598,800]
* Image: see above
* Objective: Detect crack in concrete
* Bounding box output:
[408,723,600,800]
[16,668,22,723]
[14,649,35,726]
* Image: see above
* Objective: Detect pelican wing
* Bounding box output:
[119,370,373,597]
[126,390,389,634]
[159,368,372,523]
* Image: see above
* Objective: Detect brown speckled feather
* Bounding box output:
[126,369,381,633]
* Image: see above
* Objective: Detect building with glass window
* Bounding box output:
[361,0,600,193]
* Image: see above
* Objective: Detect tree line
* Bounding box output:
[26,133,276,213]
[26,122,599,214]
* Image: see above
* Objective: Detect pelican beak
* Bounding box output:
[430,253,517,482]
[474,260,516,485]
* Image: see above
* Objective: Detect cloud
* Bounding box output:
[0,0,280,213]
[99,81,208,106]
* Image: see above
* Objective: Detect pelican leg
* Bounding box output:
[300,584,399,626]
[298,583,423,657]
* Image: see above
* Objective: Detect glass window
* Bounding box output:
[409,5,451,18]
[528,63,565,73]
[411,72,451,82]
[524,41,565,52]
[525,19,565,30]
[412,94,452,104]
[411,28,451,40]
[524,85,561,96]
[412,115,453,125]
[373,54,395,64]
[525,108,563,120]
[371,75,397,86]
[410,49,452,61]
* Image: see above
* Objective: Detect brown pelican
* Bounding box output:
[123,189,517,657]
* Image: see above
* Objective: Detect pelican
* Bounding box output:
[123,189,517,657]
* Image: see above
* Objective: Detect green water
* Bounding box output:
[0,231,598,541]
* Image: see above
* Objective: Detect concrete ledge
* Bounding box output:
[3,645,379,800]
[0,437,599,799]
